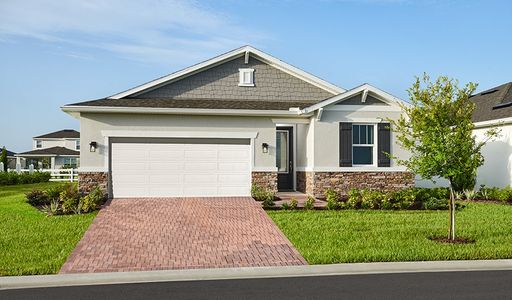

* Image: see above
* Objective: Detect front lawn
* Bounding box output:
[0,182,97,276]
[268,202,512,264]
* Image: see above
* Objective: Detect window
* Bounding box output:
[238,68,254,87]
[63,157,78,168]
[276,130,289,173]
[352,124,374,165]
[36,140,42,149]
[75,140,80,150]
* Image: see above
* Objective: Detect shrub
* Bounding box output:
[380,193,394,210]
[290,198,298,210]
[45,185,65,201]
[41,199,61,216]
[463,189,477,201]
[281,202,291,210]
[391,188,417,210]
[497,186,512,202]
[251,184,274,202]
[423,197,449,210]
[79,187,105,213]
[324,188,339,210]
[361,189,383,209]
[346,188,362,209]
[479,186,501,200]
[304,196,315,210]
[0,171,51,185]
[59,184,80,214]
[25,189,49,206]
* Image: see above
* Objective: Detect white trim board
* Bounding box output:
[61,106,314,117]
[108,45,345,99]
[101,130,259,139]
[296,167,408,172]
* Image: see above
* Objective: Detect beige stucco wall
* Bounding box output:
[79,113,278,171]
[311,108,409,169]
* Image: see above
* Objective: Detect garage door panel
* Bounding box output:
[218,149,249,160]
[149,162,184,172]
[184,162,217,171]
[113,174,148,184]
[218,174,250,185]
[183,186,218,196]
[149,150,184,160]
[218,162,250,172]
[184,174,217,184]
[149,174,183,184]
[112,142,251,197]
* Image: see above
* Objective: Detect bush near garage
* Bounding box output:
[25,183,106,216]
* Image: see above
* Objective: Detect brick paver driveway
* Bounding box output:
[60,197,306,273]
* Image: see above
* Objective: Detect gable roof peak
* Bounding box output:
[107,45,345,100]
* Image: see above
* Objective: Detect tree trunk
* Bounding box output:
[448,180,456,240]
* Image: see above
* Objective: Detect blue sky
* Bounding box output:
[1,0,511,152]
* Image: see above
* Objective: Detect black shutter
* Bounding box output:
[339,122,352,167]
[378,123,391,167]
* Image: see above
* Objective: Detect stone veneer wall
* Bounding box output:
[297,171,414,198]
[78,172,108,196]
[251,172,278,193]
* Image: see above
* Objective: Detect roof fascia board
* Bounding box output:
[61,105,314,118]
[108,46,345,99]
[302,84,409,114]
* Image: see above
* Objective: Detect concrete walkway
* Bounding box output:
[2,260,512,290]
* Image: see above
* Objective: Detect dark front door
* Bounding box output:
[276,126,294,191]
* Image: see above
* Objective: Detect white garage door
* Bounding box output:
[111,142,251,197]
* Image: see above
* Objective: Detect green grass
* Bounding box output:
[0,182,97,276]
[268,203,512,264]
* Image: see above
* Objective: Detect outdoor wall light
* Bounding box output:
[262,143,269,153]
[89,141,97,152]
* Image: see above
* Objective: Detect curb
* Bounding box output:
[2,259,512,290]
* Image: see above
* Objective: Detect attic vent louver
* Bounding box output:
[238,68,254,87]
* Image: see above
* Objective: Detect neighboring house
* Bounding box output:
[416,82,512,189]
[62,45,414,198]
[472,82,512,188]
[16,129,80,169]
[0,148,18,169]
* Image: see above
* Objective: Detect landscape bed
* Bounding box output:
[0,182,96,276]
[267,202,512,264]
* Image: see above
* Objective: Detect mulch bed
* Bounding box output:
[429,236,476,244]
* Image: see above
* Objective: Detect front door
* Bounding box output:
[276,127,294,191]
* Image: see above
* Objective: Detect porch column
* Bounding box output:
[50,157,56,169]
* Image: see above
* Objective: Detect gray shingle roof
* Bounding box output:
[471,82,512,122]
[66,98,317,110]
[34,129,80,139]
[18,146,79,156]
[1,148,16,156]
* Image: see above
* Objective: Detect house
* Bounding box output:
[62,46,414,198]
[0,148,18,169]
[471,82,512,188]
[16,129,80,169]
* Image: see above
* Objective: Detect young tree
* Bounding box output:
[390,74,499,240]
[0,147,7,172]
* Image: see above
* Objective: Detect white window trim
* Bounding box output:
[35,140,42,149]
[352,123,378,167]
[238,68,255,87]
[75,140,80,150]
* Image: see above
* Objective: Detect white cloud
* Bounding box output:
[0,0,265,65]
